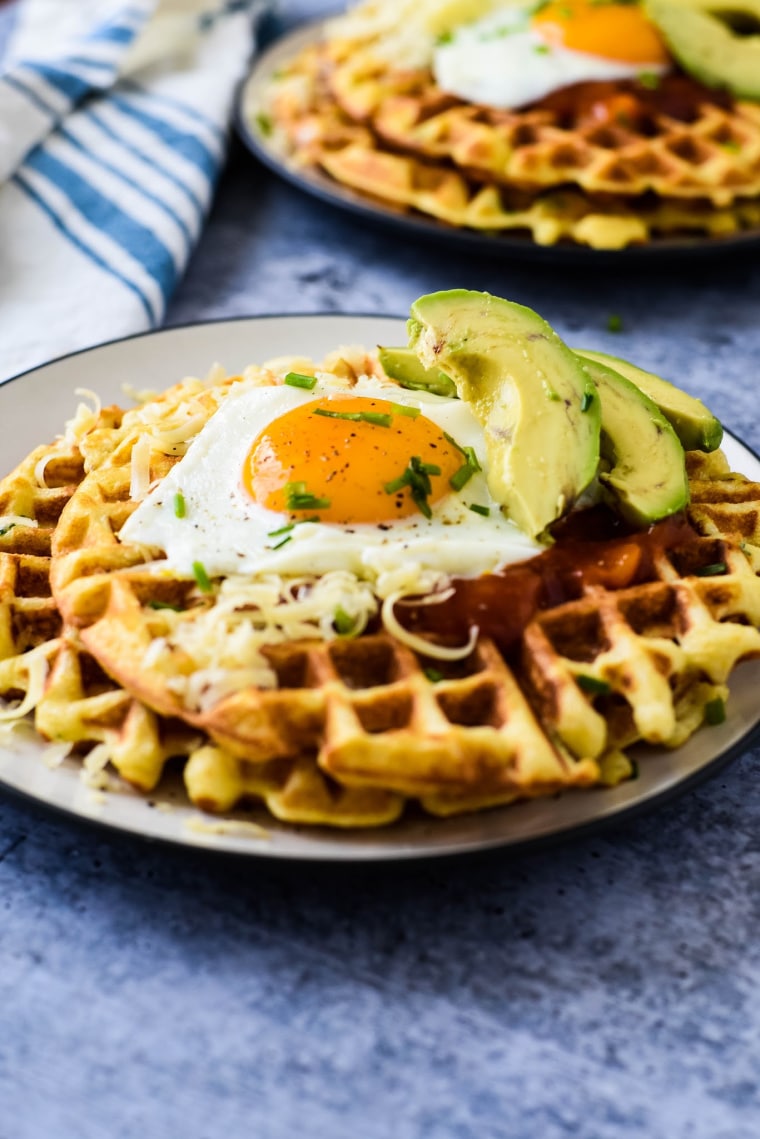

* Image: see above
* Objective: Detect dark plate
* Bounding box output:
[236,21,760,266]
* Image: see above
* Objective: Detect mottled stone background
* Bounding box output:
[2,4,760,1138]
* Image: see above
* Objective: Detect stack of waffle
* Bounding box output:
[260,25,760,249]
[1,358,759,829]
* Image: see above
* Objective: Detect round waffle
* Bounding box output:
[256,20,760,249]
[45,357,760,825]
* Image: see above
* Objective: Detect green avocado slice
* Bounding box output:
[645,0,760,101]
[574,349,723,453]
[580,358,689,525]
[377,345,457,398]
[408,289,601,539]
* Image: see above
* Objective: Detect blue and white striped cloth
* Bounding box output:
[0,0,266,381]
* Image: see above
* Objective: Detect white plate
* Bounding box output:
[2,314,759,863]
[236,23,760,266]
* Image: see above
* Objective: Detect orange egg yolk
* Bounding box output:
[531,0,670,66]
[244,397,465,525]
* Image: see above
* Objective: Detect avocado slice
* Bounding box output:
[580,358,689,525]
[645,0,760,101]
[574,348,723,452]
[408,289,601,538]
[378,345,457,398]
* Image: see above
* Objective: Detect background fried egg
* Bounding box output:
[433,0,670,109]
[120,374,541,589]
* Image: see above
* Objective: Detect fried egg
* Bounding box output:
[120,373,541,591]
[433,0,670,109]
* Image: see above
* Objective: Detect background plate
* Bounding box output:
[237,22,760,266]
[2,314,759,862]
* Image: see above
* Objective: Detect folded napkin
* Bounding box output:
[0,0,267,381]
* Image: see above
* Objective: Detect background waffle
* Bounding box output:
[261,36,760,248]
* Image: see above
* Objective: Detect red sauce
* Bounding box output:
[399,508,700,653]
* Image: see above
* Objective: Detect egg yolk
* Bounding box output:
[531,0,670,66]
[244,397,465,525]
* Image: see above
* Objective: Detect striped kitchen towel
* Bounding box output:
[0,0,267,381]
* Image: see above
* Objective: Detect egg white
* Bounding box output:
[119,373,542,590]
[433,7,668,109]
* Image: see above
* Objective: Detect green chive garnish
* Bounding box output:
[255,112,273,136]
[391,403,421,418]
[312,408,391,427]
[721,139,741,153]
[450,463,476,491]
[424,667,444,682]
[147,600,182,612]
[267,522,295,538]
[704,697,726,725]
[285,482,331,511]
[192,561,212,593]
[534,44,550,54]
[284,371,317,390]
[174,492,186,519]
[384,456,440,519]
[577,675,611,695]
[580,391,594,413]
[334,606,357,636]
[637,71,660,90]
[271,535,292,551]
[607,314,623,333]
[695,562,727,577]
[0,524,15,537]
[469,503,490,517]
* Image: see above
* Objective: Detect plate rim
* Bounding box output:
[2,311,760,864]
[236,20,760,265]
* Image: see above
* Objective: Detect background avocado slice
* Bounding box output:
[574,349,723,453]
[645,0,760,101]
[408,289,601,539]
[580,358,689,526]
[378,346,457,398]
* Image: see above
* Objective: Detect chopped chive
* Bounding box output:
[285,481,331,511]
[147,600,182,612]
[255,112,273,136]
[469,503,490,517]
[284,371,317,390]
[312,407,391,427]
[424,667,444,682]
[192,561,212,593]
[695,562,727,577]
[391,403,421,418]
[443,432,482,471]
[704,696,727,725]
[384,456,440,518]
[361,411,392,427]
[267,522,295,538]
[0,524,15,537]
[607,314,623,333]
[436,29,454,44]
[450,463,476,491]
[534,44,550,54]
[334,605,358,636]
[580,391,594,413]
[173,492,186,519]
[721,139,741,153]
[577,675,611,695]
[637,71,661,90]
[270,535,293,551]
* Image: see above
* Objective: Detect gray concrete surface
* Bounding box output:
[2,4,760,1137]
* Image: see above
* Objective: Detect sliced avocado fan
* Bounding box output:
[574,348,723,452]
[645,0,760,101]
[580,357,689,526]
[407,289,601,539]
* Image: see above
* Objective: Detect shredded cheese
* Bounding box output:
[382,590,478,660]
[0,644,53,722]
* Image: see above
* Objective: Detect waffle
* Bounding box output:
[259,29,760,248]
[42,351,760,824]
